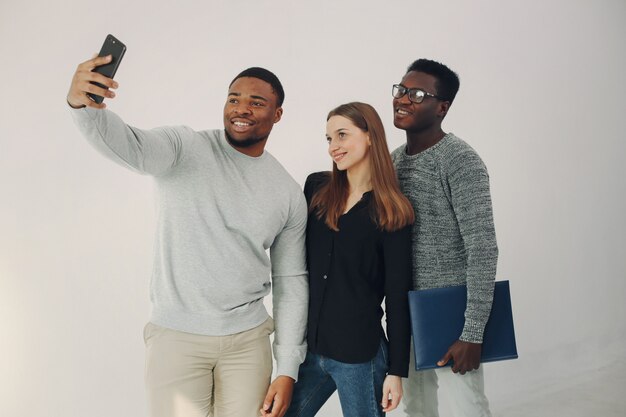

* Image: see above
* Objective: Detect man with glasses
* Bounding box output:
[391,59,498,417]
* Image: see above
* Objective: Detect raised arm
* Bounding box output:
[67,55,185,176]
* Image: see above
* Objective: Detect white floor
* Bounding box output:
[490,361,626,417]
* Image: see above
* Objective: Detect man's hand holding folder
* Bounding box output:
[408,281,518,371]
[437,340,482,375]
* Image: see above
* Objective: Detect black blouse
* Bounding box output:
[304,172,412,377]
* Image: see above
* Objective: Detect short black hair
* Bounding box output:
[229,67,285,107]
[406,59,460,104]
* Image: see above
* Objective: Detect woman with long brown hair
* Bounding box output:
[283,102,414,417]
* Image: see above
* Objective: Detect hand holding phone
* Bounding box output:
[66,34,126,109]
[88,34,126,104]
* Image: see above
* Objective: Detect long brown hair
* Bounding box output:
[310,102,414,232]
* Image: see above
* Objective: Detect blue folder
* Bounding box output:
[408,280,518,370]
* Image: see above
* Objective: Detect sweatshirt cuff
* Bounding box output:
[275,356,304,382]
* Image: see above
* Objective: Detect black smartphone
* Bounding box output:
[88,34,126,104]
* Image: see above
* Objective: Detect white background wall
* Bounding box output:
[1,1,625,416]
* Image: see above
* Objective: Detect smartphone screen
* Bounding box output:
[88,34,126,104]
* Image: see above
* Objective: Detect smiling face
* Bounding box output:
[326,115,371,172]
[393,71,449,134]
[223,77,283,153]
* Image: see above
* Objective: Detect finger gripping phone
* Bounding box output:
[88,34,126,104]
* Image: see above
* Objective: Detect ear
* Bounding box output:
[273,107,283,124]
[438,101,451,118]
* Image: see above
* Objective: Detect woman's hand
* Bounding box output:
[381,374,403,412]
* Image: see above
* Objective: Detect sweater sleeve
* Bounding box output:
[269,188,309,380]
[70,107,185,176]
[446,148,498,343]
[382,225,413,377]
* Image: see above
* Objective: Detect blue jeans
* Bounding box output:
[285,340,389,417]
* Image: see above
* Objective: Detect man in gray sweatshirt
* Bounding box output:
[67,54,308,417]
[391,59,498,417]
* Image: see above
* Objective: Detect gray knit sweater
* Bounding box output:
[70,107,308,379]
[392,133,498,343]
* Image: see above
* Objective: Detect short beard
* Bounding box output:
[224,131,266,148]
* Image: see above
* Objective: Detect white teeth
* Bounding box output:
[233,121,251,127]
[397,109,409,115]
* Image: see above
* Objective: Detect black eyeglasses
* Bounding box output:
[392,84,443,104]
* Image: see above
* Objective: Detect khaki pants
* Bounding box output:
[144,318,274,417]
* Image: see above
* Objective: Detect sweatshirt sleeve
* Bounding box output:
[447,148,498,343]
[269,188,309,380]
[70,107,185,176]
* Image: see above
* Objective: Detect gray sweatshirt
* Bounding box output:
[392,133,498,343]
[71,107,308,379]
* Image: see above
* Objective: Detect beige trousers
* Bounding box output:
[144,318,274,417]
